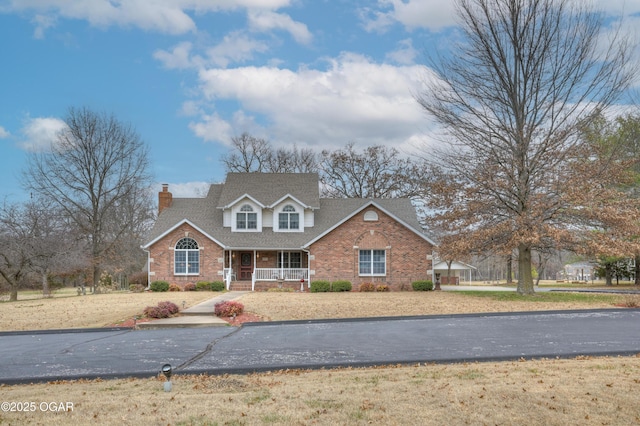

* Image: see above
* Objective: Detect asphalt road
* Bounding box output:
[1,309,639,384]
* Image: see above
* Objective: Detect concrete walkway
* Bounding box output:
[137,291,248,329]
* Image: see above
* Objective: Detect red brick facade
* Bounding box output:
[308,207,433,291]
[148,223,225,287]
[147,207,433,291]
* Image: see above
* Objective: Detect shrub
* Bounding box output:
[210,281,225,292]
[412,280,434,291]
[622,295,640,308]
[375,284,390,292]
[150,280,170,292]
[331,280,352,292]
[310,280,331,293]
[128,271,148,287]
[183,283,197,292]
[168,283,182,292]
[359,282,375,292]
[129,284,145,293]
[214,300,244,317]
[144,301,180,319]
[196,281,212,291]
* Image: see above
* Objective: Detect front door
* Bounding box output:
[239,252,253,280]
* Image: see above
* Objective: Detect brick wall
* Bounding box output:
[309,207,433,291]
[148,223,224,288]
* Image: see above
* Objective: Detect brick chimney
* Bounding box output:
[158,183,173,215]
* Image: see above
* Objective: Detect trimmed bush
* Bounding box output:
[331,280,352,292]
[168,283,182,292]
[150,280,170,292]
[129,284,145,293]
[183,283,197,291]
[196,281,212,291]
[359,282,375,292]
[214,300,244,317]
[412,280,434,291]
[210,281,225,292]
[310,280,331,293]
[375,284,390,292]
[144,301,179,319]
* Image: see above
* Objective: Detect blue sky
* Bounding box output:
[1,0,639,201]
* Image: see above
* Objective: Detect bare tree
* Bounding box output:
[221,133,318,173]
[319,143,423,198]
[0,199,79,300]
[22,107,153,289]
[417,0,638,294]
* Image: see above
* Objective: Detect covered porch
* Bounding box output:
[222,249,310,291]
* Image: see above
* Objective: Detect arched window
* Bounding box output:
[175,237,199,275]
[237,204,257,230]
[278,204,299,230]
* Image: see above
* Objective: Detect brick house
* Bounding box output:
[142,173,436,291]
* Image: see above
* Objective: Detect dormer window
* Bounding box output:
[278,204,299,230]
[237,204,257,230]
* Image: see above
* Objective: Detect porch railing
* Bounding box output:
[253,268,308,281]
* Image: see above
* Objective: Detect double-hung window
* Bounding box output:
[175,237,199,275]
[359,249,386,276]
[237,204,257,230]
[278,205,299,230]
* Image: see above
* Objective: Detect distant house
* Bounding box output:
[142,173,436,291]
[433,261,477,285]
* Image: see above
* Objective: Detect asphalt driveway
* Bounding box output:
[1,308,639,384]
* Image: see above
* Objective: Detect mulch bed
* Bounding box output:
[220,312,264,326]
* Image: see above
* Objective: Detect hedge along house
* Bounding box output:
[142,173,436,291]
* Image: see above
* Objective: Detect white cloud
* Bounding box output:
[155,181,210,198]
[361,0,457,33]
[363,0,640,33]
[247,10,312,45]
[188,112,233,143]
[19,116,68,152]
[0,126,10,139]
[386,38,418,65]
[153,41,200,70]
[205,31,270,68]
[4,0,294,37]
[191,53,430,151]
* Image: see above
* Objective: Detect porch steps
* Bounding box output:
[229,282,253,291]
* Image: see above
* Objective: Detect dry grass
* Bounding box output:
[1,289,638,425]
[0,291,215,331]
[0,288,623,331]
[2,356,640,425]
[237,291,621,322]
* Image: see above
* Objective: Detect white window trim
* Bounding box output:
[358,249,387,276]
[174,237,200,276]
[274,202,303,232]
[232,202,262,232]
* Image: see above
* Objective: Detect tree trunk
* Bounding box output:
[506,255,513,284]
[42,271,51,298]
[9,287,18,302]
[604,264,613,286]
[516,243,535,295]
[635,254,640,286]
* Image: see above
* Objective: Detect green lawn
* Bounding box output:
[456,290,624,304]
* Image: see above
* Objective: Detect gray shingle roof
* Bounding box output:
[217,173,320,209]
[143,174,433,249]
